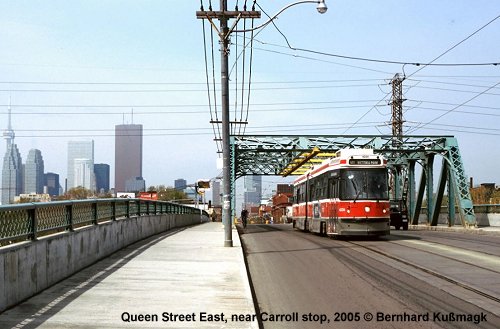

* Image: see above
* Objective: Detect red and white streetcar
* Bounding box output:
[292,148,390,236]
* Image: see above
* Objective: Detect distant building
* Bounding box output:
[94,163,110,193]
[175,178,187,190]
[15,193,51,203]
[67,141,94,191]
[115,124,142,192]
[44,172,60,196]
[74,158,94,190]
[271,185,294,224]
[212,180,221,206]
[2,143,23,204]
[243,175,262,208]
[276,184,293,195]
[125,176,145,192]
[24,149,45,194]
[1,101,23,205]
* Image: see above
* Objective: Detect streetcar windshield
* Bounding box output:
[340,169,388,200]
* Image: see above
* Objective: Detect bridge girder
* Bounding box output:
[230,135,476,228]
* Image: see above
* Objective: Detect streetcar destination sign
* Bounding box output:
[349,159,381,165]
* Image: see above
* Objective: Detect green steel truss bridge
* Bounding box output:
[230,134,476,228]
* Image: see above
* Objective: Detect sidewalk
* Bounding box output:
[409,224,500,236]
[0,222,258,328]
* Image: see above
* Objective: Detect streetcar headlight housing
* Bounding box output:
[364,206,371,213]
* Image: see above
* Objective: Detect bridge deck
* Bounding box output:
[0,222,257,328]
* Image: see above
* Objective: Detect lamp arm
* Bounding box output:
[232,0,319,34]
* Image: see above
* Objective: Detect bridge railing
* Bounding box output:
[0,199,208,246]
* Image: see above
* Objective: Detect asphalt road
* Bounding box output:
[239,224,500,329]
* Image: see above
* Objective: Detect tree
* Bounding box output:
[148,185,189,202]
[63,186,94,200]
[470,186,500,204]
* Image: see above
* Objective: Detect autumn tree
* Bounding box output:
[147,185,189,202]
[63,186,94,200]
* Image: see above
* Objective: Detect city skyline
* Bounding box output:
[0,2,498,205]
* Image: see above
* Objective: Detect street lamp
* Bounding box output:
[317,0,328,14]
[197,0,327,247]
[231,1,328,34]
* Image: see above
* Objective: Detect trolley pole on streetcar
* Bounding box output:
[196,1,327,247]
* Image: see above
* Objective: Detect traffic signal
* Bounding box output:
[197,180,210,189]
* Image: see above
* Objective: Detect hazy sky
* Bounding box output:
[0,1,499,199]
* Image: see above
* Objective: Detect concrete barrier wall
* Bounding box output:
[0,213,208,313]
[418,212,500,227]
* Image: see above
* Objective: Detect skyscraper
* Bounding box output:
[175,178,187,190]
[74,158,94,190]
[1,100,23,204]
[24,149,44,194]
[243,175,262,206]
[94,163,110,193]
[115,124,142,192]
[67,141,94,191]
[2,144,23,204]
[44,172,60,196]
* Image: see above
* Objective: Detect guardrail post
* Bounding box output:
[111,201,116,221]
[66,203,74,232]
[92,202,98,225]
[126,201,130,218]
[29,206,38,241]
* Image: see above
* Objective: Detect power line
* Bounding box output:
[0,82,384,93]
[345,14,500,133]
[409,80,500,133]
[0,78,387,85]
[246,32,499,68]
[0,99,383,108]
[406,13,500,78]
[406,99,500,111]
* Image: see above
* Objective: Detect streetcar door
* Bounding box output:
[327,177,339,234]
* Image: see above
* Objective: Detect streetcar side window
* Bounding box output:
[295,185,304,203]
[328,178,338,198]
[309,183,316,202]
[318,175,327,200]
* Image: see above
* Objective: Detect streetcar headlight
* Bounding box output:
[382,208,387,214]
[364,206,370,213]
[346,209,351,214]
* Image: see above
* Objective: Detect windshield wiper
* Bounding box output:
[350,179,362,202]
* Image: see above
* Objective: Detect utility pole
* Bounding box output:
[196,2,261,247]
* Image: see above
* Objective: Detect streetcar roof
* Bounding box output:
[293,148,385,185]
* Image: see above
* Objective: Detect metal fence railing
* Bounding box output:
[0,199,208,246]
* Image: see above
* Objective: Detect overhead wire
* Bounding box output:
[244,7,500,136]
[232,0,240,135]
[405,14,500,79]
[208,10,223,152]
[356,14,500,134]
[201,6,222,155]
[243,7,256,135]
[13,119,498,137]
[408,80,500,133]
